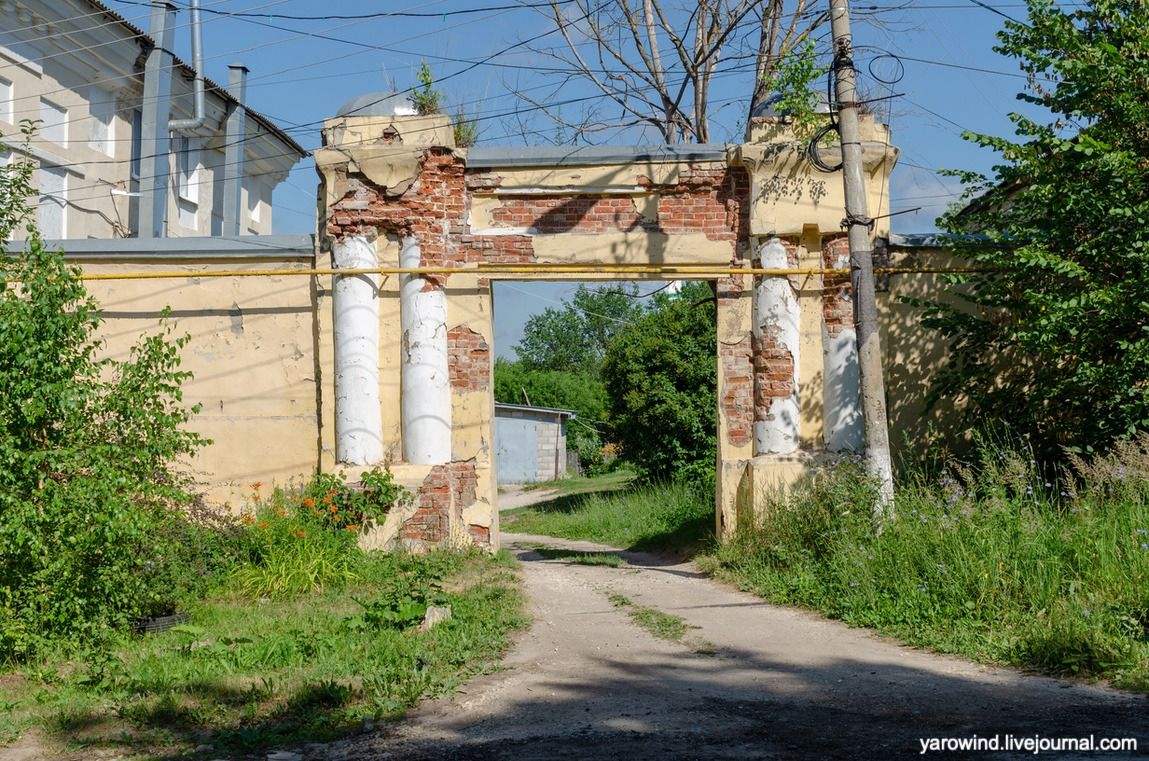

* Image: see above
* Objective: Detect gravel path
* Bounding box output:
[319,533,1148,760]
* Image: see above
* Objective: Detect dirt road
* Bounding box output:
[320,533,1147,760]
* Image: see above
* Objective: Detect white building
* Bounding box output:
[0,0,307,239]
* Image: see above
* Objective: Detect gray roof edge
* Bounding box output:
[887,232,952,248]
[468,144,729,169]
[5,234,316,260]
[495,402,578,417]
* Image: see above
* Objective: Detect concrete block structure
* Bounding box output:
[494,403,575,484]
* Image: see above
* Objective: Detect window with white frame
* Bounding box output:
[175,135,201,205]
[39,165,67,239]
[39,99,67,146]
[87,88,114,156]
[0,78,12,124]
[130,109,142,179]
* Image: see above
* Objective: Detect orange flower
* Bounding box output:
[323,496,332,506]
[329,505,337,513]
[302,498,315,509]
[250,481,262,491]
[345,524,360,533]
[277,508,286,517]
[295,530,306,538]
[241,515,254,525]
[259,521,267,529]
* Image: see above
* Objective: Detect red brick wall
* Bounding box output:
[717,275,753,448]
[401,460,486,546]
[491,195,652,233]
[823,235,853,338]
[448,327,490,392]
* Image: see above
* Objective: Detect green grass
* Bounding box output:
[531,547,626,567]
[703,444,1149,690]
[522,469,635,496]
[0,550,527,757]
[503,480,714,555]
[608,594,692,642]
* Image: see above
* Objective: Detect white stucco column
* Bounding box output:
[400,236,452,464]
[753,237,800,454]
[823,239,864,451]
[333,234,384,464]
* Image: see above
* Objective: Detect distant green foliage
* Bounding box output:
[409,60,442,115]
[710,440,1149,688]
[494,357,611,471]
[926,0,1149,460]
[513,283,644,373]
[0,132,209,659]
[601,282,716,484]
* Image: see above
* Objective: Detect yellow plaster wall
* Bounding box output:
[81,258,321,506]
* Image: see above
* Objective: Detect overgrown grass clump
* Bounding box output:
[0,549,526,755]
[707,440,1149,689]
[504,480,713,554]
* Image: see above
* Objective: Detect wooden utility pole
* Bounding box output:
[828,0,895,515]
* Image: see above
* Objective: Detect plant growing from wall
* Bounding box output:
[764,38,829,140]
[409,60,442,115]
[0,127,210,659]
[923,0,1149,461]
[453,108,479,147]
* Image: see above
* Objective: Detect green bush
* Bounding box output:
[601,282,717,484]
[0,136,209,659]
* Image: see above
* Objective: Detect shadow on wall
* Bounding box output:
[880,248,974,471]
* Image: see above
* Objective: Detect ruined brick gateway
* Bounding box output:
[313,111,904,551]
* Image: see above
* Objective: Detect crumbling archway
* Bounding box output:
[315,114,896,550]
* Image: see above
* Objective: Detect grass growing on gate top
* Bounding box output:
[0,549,527,757]
[503,480,714,555]
[703,441,1149,691]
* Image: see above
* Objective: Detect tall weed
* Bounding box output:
[711,441,1149,687]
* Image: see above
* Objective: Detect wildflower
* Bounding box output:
[295,530,306,538]
[1141,543,1148,551]
[259,521,267,529]
[346,524,360,533]
[1137,529,1148,536]
[1044,482,1052,488]
[251,481,262,491]
[277,508,286,517]
[323,496,333,506]
[1081,609,1091,617]
[330,505,338,513]
[849,581,860,588]
[302,498,315,509]
[242,515,254,525]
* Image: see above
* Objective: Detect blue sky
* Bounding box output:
[124,0,1048,357]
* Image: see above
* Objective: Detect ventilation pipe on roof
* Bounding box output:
[139,1,175,238]
[222,64,248,236]
[168,0,205,132]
